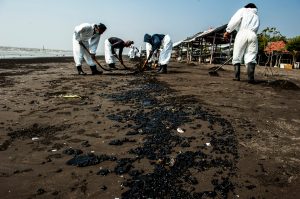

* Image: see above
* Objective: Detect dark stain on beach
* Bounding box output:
[264,80,300,90]
[66,75,241,198]
[0,123,69,151]
[0,76,15,87]
[66,153,116,167]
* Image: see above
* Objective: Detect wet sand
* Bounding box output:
[0,57,300,198]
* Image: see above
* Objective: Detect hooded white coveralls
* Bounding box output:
[146,35,173,65]
[128,48,135,59]
[158,35,173,65]
[226,8,260,65]
[128,46,140,59]
[73,23,101,67]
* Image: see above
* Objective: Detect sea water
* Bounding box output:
[0,46,72,59]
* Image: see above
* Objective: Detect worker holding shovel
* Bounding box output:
[104,37,134,69]
[73,23,107,75]
[142,33,173,74]
[224,3,260,83]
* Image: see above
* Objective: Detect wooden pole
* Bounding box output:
[191,42,193,62]
[199,39,202,64]
[210,33,217,64]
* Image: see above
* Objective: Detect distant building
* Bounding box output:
[172,24,235,64]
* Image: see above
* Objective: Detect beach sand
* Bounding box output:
[0,57,300,198]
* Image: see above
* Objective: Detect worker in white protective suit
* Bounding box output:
[139,46,143,57]
[128,46,135,59]
[224,3,260,83]
[73,23,106,75]
[104,37,134,69]
[128,45,139,59]
[143,33,173,73]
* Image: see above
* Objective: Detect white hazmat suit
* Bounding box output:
[145,35,173,65]
[128,45,139,59]
[159,35,173,65]
[128,48,135,59]
[226,7,260,65]
[72,23,101,67]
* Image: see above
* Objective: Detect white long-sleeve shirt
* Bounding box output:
[74,23,101,54]
[226,8,260,34]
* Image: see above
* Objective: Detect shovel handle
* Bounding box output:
[113,55,130,70]
[79,42,112,71]
[213,56,233,72]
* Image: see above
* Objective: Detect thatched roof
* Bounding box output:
[183,24,228,44]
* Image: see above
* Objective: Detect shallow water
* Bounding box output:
[0,46,72,58]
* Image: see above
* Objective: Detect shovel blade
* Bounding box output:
[208,71,219,76]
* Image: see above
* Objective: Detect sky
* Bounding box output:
[0,0,300,54]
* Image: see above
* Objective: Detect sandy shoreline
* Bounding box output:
[0,57,300,198]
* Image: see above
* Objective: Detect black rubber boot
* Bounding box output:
[145,63,152,71]
[108,63,116,69]
[77,65,86,75]
[233,63,240,81]
[157,65,167,74]
[90,65,103,75]
[157,65,163,73]
[247,62,256,83]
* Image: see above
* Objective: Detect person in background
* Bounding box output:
[139,46,143,57]
[134,46,140,57]
[143,33,173,74]
[104,37,134,69]
[73,23,106,75]
[224,3,260,83]
[128,45,139,59]
[128,46,135,59]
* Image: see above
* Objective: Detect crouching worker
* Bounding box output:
[143,33,173,73]
[73,23,107,75]
[104,37,134,69]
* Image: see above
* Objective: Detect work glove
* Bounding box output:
[90,53,96,59]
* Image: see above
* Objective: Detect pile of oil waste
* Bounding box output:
[93,75,239,198]
[264,80,299,90]
[209,66,225,71]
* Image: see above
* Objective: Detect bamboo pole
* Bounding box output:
[209,33,217,64]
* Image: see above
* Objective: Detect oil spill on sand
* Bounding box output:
[100,75,241,198]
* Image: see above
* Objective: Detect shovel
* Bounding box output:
[208,56,232,76]
[80,42,112,71]
[113,55,131,70]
